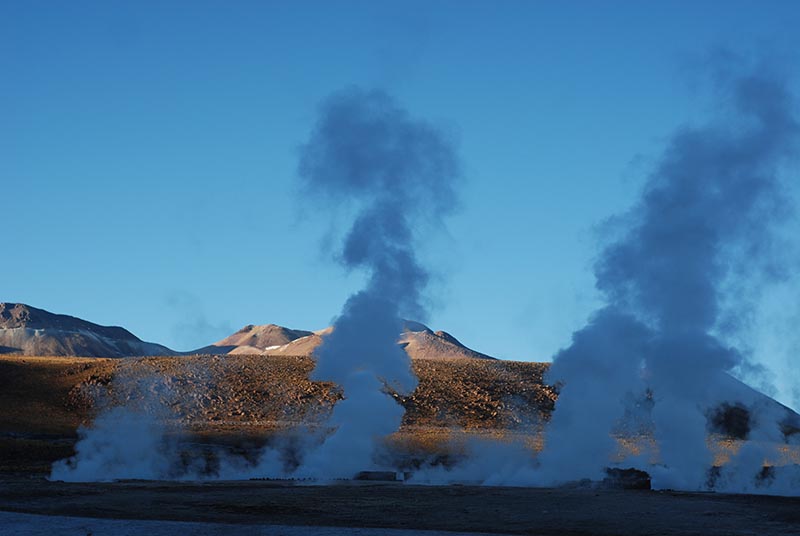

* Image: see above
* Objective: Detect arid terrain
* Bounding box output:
[3,303,800,534]
[0,354,553,474]
[2,353,798,472]
[3,354,800,534]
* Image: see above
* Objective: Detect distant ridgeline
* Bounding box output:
[1,301,797,439]
[0,303,174,358]
[0,303,495,361]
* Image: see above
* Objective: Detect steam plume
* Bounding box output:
[295,88,460,477]
[50,367,186,481]
[541,59,799,489]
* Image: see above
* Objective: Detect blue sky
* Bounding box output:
[3,2,800,402]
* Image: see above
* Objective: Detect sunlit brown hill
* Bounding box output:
[0,303,174,358]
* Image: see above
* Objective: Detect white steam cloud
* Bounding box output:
[411,55,800,495]
[292,87,460,478]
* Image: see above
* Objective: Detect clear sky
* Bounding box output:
[3,2,800,403]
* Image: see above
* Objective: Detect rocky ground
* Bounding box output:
[2,354,797,475]
[56,355,555,431]
[0,354,554,473]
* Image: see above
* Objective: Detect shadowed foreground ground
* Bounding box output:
[0,511,503,536]
[1,476,800,535]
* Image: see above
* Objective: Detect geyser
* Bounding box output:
[541,56,800,491]
[293,87,460,478]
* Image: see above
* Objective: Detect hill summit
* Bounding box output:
[194,324,314,355]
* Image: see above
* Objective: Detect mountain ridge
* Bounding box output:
[0,303,175,358]
[0,303,497,361]
[206,320,497,360]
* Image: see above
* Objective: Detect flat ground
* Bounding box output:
[0,512,502,536]
[1,475,800,535]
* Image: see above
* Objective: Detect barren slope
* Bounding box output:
[0,355,553,436]
[0,303,174,358]
[0,354,552,473]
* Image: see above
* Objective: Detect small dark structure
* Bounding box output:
[353,471,410,482]
[602,468,652,490]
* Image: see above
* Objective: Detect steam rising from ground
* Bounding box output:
[538,58,800,491]
[293,88,460,477]
[408,56,800,495]
[49,88,459,483]
[51,368,187,482]
[50,66,800,495]
[51,406,177,482]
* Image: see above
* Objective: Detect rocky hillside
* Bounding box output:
[0,303,175,358]
[0,355,554,436]
[1,354,795,443]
